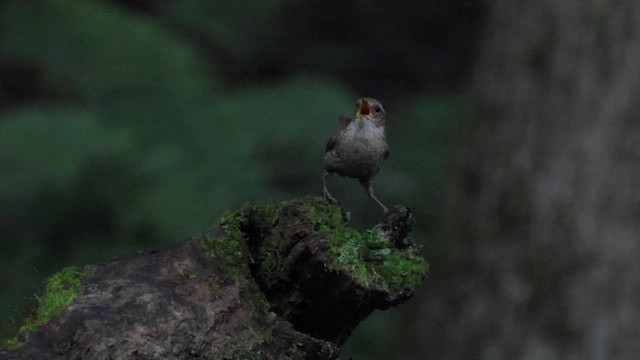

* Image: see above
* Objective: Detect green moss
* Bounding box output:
[202,222,246,281]
[201,204,276,315]
[200,196,426,350]
[299,196,348,233]
[300,199,427,293]
[3,266,92,349]
[255,232,289,288]
[375,248,427,291]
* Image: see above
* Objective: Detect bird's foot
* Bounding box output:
[323,189,340,205]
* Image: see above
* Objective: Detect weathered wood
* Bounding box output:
[2,197,426,359]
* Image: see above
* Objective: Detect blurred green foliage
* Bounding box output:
[0,0,479,358]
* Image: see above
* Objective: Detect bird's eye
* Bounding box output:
[374,105,381,113]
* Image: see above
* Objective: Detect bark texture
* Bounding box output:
[411,1,640,359]
[1,197,425,360]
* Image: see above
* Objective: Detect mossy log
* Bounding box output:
[1,197,426,360]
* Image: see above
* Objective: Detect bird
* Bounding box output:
[322,97,389,213]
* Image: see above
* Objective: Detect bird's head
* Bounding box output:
[355,98,385,126]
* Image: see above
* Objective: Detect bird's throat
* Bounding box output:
[347,118,383,142]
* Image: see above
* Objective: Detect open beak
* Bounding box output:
[357,100,371,120]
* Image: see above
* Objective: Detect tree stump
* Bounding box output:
[1,197,426,360]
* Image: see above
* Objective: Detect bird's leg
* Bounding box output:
[322,171,340,205]
[362,179,389,213]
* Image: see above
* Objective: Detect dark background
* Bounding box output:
[5,1,640,360]
[0,0,470,358]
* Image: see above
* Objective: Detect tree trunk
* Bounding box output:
[410,1,640,359]
[0,197,426,360]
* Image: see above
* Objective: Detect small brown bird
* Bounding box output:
[322,97,389,213]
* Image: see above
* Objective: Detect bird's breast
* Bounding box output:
[324,122,387,178]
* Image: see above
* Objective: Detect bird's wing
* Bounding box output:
[325,116,350,154]
[325,135,337,154]
[338,116,352,130]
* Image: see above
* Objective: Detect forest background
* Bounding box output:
[6,1,636,359]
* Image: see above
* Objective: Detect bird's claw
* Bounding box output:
[323,189,340,205]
